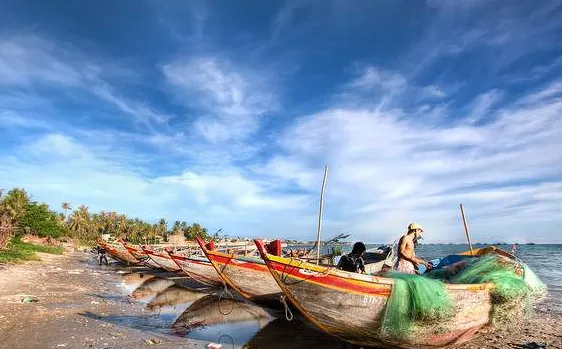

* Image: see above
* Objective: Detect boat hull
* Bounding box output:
[196,237,281,301]
[142,248,181,272]
[168,252,223,286]
[97,239,139,265]
[120,241,147,260]
[120,241,159,269]
[255,240,492,349]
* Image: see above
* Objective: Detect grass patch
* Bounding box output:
[0,237,63,263]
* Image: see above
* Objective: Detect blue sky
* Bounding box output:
[1,0,562,243]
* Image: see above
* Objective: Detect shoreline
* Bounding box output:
[0,249,208,349]
[0,250,561,349]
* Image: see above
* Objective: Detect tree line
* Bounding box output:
[0,188,210,249]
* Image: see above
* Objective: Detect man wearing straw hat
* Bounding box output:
[395,222,432,274]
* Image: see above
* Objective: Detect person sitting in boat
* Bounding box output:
[337,242,366,274]
[395,223,432,274]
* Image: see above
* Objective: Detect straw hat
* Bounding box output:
[408,222,424,232]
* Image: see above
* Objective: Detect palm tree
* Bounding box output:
[2,188,30,223]
[117,214,128,238]
[68,205,91,241]
[61,202,71,221]
[157,218,167,242]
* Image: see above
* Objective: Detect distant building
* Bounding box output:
[168,232,186,245]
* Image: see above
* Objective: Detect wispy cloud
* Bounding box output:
[0,132,311,230]
[162,56,277,142]
[257,67,562,242]
[1,2,561,243]
[465,89,503,124]
[0,35,83,86]
[0,34,170,129]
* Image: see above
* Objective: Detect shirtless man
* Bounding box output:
[395,222,432,274]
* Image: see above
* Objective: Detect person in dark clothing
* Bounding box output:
[96,245,108,265]
[337,242,366,274]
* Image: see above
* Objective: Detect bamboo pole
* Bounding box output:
[316,165,329,265]
[460,204,474,256]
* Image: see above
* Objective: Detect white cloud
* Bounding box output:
[347,66,407,92]
[422,85,447,99]
[162,56,277,142]
[0,110,50,130]
[0,34,170,128]
[0,35,82,86]
[91,84,170,126]
[0,132,312,235]
[256,73,562,242]
[157,170,309,210]
[465,89,502,124]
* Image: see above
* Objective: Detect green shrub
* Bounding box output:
[17,202,65,238]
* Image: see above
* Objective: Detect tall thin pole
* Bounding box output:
[316,165,329,265]
[460,204,474,256]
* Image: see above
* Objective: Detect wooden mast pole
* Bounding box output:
[460,204,474,256]
[316,165,329,265]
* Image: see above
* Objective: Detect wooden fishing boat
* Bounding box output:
[197,237,396,302]
[140,246,182,272]
[196,237,284,301]
[254,239,494,349]
[458,245,516,259]
[96,238,140,265]
[121,241,163,269]
[119,240,147,260]
[167,250,223,286]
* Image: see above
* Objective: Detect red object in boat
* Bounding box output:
[265,239,282,256]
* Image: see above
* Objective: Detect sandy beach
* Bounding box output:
[0,249,208,349]
[0,249,561,349]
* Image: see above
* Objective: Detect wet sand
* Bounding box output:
[0,250,208,349]
[0,250,561,349]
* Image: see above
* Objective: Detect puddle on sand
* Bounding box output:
[90,271,350,349]
[115,274,273,348]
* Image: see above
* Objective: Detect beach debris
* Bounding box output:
[207,343,222,349]
[56,344,67,347]
[21,296,38,303]
[90,300,100,305]
[144,338,161,345]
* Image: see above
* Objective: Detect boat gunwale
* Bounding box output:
[140,245,180,271]
[97,238,139,264]
[196,237,276,300]
[257,241,491,292]
[166,249,222,286]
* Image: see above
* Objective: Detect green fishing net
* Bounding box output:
[380,254,546,338]
[380,272,453,338]
[451,255,529,302]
